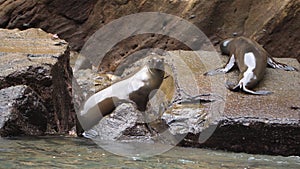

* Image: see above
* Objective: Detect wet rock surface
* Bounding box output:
[0,28,74,136]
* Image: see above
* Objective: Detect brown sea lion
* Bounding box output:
[77,57,165,131]
[204,36,297,95]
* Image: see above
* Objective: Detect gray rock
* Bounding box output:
[83,103,139,141]
[0,85,48,136]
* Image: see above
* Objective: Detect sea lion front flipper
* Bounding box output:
[267,57,298,71]
[204,55,236,76]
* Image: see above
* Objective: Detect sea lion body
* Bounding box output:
[205,36,297,95]
[78,57,165,131]
[226,37,268,90]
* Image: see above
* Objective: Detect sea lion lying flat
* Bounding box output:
[77,57,165,131]
[204,36,297,95]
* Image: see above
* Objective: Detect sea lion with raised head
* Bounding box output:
[204,36,297,95]
[77,57,165,132]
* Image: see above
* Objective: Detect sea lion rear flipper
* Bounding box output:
[225,81,240,92]
[267,57,298,71]
[82,129,98,139]
[204,55,236,76]
[226,81,272,95]
[242,86,272,95]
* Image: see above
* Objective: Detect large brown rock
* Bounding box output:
[0,28,74,135]
[0,0,298,68]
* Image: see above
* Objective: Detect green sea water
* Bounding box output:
[0,137,299,169]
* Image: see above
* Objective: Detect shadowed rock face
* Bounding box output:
[0,85,48,136]
[0,28,74,135]
[0,0,299,68]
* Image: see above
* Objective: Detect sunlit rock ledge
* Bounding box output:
[169,51,300,156]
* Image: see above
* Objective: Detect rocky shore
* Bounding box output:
[0,0,299,156]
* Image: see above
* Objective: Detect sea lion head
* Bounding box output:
[128,56,165,111]
[220,38,234,55]
[147,56,165,77]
